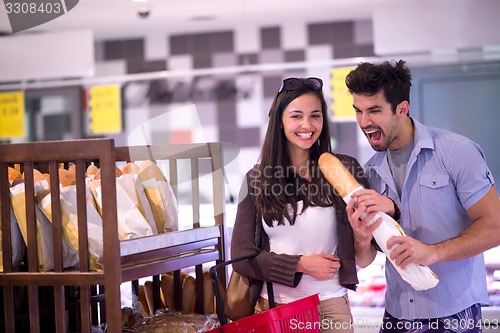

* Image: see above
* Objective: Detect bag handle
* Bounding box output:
[210,254,275,325]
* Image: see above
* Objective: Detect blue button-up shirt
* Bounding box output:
[364,119,493,319]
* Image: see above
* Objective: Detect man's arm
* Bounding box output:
[388,185,500,267]
[433,185,500,262]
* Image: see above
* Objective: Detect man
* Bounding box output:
[344,59,500,332]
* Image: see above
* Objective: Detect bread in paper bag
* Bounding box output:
[138,160,179,233]
[122,161,140,175]
[86,165,99,180]
[53,180,104,270]
[8,166,22,185]
[94,165,122,180]
[318,152,439,291]
[33,169,80,271]
[10,176,46,271]
[89,167,154,240]
[0,178,25,272]
[118,162,157,234]
[11,172,78,271]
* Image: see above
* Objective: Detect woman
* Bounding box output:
[230,77,396,332]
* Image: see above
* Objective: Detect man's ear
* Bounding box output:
[397,101,409,116]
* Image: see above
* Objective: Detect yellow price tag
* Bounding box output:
[330,67,355,119]
[0,91,25,138]
[88,85,122,134]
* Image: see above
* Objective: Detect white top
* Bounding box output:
[261,201,348,303]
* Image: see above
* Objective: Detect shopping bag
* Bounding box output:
[224,270,253,321]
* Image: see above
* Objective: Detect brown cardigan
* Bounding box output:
[230,153,370,306]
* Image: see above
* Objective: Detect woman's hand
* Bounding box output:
[346,195,381,245]
[296,254,340,280]
[346,194,382,267]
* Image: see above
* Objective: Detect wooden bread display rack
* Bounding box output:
[0,138,227,333]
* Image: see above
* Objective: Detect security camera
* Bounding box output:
[137,6,150,18]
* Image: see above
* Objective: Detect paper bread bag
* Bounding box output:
[318,152,439,291]
[138,160,179,233]
[89,170,154,240]
[118,163,157,234]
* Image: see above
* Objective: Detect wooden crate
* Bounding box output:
[0,139,227,333]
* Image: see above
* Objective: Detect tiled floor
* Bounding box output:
[352,307,500,333]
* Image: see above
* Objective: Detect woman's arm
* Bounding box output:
[349,157,385,267]
[230,172,302,287]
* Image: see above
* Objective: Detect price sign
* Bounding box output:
[330,67,355,119]
[88,84,122,135]
[0,91,25,138]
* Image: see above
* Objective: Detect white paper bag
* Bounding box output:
[90,179,154,240]
[117,173,158,234]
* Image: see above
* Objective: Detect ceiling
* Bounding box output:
[0,0,406,40]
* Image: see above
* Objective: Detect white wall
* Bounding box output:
[373,0,500,55]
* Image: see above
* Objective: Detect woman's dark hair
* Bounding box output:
[253,78,341,227]
[345,59,412,114]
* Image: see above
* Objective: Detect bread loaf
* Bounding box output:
[94,165,122,180]
[68,164,76,181]
[8,167,21,184]
[86,165,99,178]
[138,285,150,317]
[122,162,140,175]
[121,307,133,327]
[203,271,214,314]
[318,152,439,291]
[138,160,166,182]
[58,168,74,187]
[144,280,156,316]
[139,160,179,233]
[160,273,175,310]
[182,274,196,314]
[318,152,361,198]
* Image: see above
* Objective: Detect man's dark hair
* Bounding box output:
[345,59,412,113]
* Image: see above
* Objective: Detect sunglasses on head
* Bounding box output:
[278,77,323,93]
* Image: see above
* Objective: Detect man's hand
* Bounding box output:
[387,236,437,268]
[351,189,396,217]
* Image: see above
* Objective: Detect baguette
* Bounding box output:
[122,162,140,175]
[139,160,173,233]
[318,152,439,291]
[318,152,361,198]
[68,164,76,181]
[138,284,151,317]
[11,177,24,187]
[8,167,22,185]
[86,165,99,178]
[33,169,50,203]
[58,168,74,187]
[203,270,214,314]
[94,165,122,180]
[138,160,166,182]
[160,273,175,310]
[144,280,156,315]
[33,169,45,182]
[182,274,196,314]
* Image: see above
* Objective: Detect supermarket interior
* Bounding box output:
[1,0,500,332]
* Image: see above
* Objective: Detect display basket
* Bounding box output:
[207,255,321,333]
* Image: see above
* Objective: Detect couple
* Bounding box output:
[230,60,500,332]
